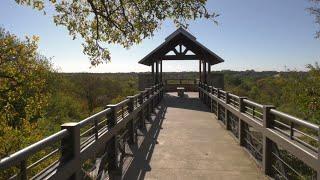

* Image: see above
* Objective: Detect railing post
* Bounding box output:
[203,84,207,105]
[198,81,202,101]
[194,79,197,91]
[262,105,275,176]
[203,83,205,102]
[238,97,247,146]
[152,86,156,108]
[106,104,120,175]
[198,82,201,99]
[146,88,151,120]
[157,84,161,104]
[216,88,221,120]
[209,86,213,112]
[138,92,145,130]
[151,86,154,110]
[156,85,159,105]
[161,83,163,100]
[94,117,99,141]
[203,83,206,103]
[206,85,211,106]
[127,96,136,145]
[19,160,27,180]
[61,122,81,180]
[202,83,204,101]
[225,92,230,130]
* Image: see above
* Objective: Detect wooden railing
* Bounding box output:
[0,83,164,179]
[164,79,198,92]
[198,82,319,180]
[1,81,319,179]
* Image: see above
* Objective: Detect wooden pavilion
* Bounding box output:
[138,28,225,84]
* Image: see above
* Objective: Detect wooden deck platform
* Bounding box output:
[120,92,266,180]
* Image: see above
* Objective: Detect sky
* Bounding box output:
[0,0,320,72]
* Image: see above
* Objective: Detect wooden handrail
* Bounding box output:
[0,83,165,179]
[198,84,319,179]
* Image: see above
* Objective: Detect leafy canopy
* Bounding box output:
[0,27,52,165]
[15,0,219,66]
[0,28,53,128]
[309,0,320,38]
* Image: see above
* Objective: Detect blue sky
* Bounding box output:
[0,0,319,72]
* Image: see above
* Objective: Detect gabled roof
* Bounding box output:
[138,27,224,66]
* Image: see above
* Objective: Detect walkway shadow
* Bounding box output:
[164,93,209,112]
[120,101,167,180]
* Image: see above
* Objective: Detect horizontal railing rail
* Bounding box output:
[0,83,164,180]
[198,82,319,180]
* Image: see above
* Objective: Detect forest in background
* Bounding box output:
[162,69,320,126]
[1,27,320,170]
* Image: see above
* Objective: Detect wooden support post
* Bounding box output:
[160,60,163,83]
[152,63,154,84]
[156,61,159,84]
[201,82,203,101]
[203,61,207,84]
[225,92,230,130]
[238,97,247,146]
[216,88,221,119]
[145,88,151,120]
[198,82,200,99]
[209,86,213,112]
[61,122,81,180]
[199,60,202,83]
[138,92,144,129]
[151,87,155,111]
[105,104,119,174]
[203,84,208,105]
[262,105,275,176]
[208,64,211,74]
[19,160,27,180]
[199,82,202,101]
[207,85,210,102]
[127,96,136,145]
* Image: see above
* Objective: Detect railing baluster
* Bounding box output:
[138,92,145,130]
[127,96,135,145]
[209,86,213,112]
[262,105,275,176]
[290,122,294,140]
[94,117,98,140]
[20,160,27,180]
[216,88,221,121]
[238,97,247,146]
[146,88,151,121]
[225,92,230,130]
[61,122,81,179]
[252,106,255,118]
[106,104,120,175]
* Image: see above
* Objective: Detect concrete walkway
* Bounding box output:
[121,92,266,180]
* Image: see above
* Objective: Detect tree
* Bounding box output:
[0,27,53,172]
[15,0,219,66]
[309,0,320,38]
[0,28,53,128]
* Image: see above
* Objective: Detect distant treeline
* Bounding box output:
[161,69,319,126]
[1,27,319,178]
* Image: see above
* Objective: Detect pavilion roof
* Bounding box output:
[138,28,224,66]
